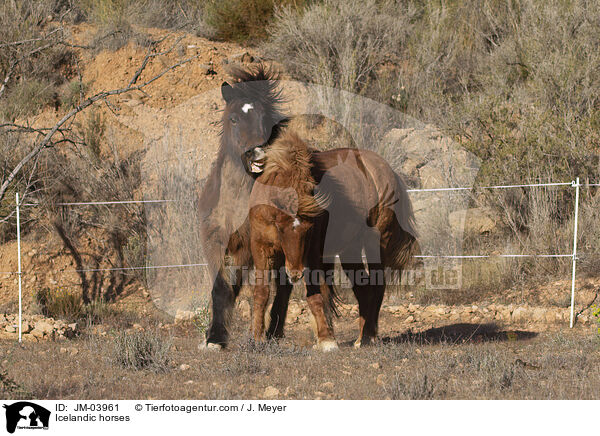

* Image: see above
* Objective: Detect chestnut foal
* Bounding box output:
[248,132,338,351]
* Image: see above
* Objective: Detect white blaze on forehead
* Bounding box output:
[293,218,301,228]
[241,103,254,113]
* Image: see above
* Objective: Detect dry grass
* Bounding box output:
[0,313,598,400]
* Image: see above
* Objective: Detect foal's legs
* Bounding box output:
[266,269,293,339]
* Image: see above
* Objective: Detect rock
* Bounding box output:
[264,386,279,398]
[184,380,194,385]
[70,348,79,356]
[405,315,415,323]
[449,208,499,236]
[511,307,528,322]
[60,347,68,354]
[532,308,546,323]
[34,320,54,335]
[179,364,191,371]
[370,362,382,369]
[4,325,16,333]
[175,310,195,322]
[30,329,44,338]
[376,374,386,386]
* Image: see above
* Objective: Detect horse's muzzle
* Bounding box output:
[245,146,266,173]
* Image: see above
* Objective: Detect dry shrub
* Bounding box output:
[266,0,411,93]
[266,0,600,292]
[113,330,172,372]
[0,0,75,120]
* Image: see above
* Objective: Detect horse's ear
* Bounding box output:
[221,82,236,103]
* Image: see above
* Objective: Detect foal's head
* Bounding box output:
[249,132,326,283]
[220,64,285,173]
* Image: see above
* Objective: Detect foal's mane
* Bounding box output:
[261,131,327,218]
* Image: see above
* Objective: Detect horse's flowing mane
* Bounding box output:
[226,63,286,120]
[260,131,328,218]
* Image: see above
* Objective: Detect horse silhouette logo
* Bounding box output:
[2,402,50,433]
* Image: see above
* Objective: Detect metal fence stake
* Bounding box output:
[569,178,580,328]
[16,192,22,342]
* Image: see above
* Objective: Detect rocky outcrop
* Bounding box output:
[0,314,78,341]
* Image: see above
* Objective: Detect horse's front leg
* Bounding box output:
[266,267,293,339]
[203,227,251,350]
[250,233,276,342]
[204,268,236,349]
[252,264,271,342]
[304,266,338,352]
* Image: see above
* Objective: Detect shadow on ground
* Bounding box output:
[358,323,538,346]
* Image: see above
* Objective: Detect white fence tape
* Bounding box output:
[5,179,595,331]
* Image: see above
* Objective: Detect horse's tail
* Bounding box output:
[384,172,420,270]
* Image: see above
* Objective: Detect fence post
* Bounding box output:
[16,192,22,342]
[569,178,580,328]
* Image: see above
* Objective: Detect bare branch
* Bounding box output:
[0,60,17,99]
[0,46,200,205]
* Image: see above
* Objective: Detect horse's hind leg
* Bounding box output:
[266,268,293,339]
[339,250,374,348]
[365,254,385,343]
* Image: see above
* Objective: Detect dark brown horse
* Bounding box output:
[248,131,338,350]
[312,147,418,346]
[198,64,289,349]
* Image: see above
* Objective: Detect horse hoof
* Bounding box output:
[199,341,223,351]
[353,337,375,348]
[314,340,339,352]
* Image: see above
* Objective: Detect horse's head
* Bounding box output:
[275,211,313,283]
[219,65,285,174]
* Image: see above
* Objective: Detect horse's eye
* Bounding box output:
[229,114,238,124]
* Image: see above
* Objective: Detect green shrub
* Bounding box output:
[592,305,600,334]
[191,298,210,335]
[36,288,84,321]
[205,0,307,43]
[35,287,124,325]
[113,330,172,371]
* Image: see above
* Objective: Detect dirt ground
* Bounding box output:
[1,298,599,400]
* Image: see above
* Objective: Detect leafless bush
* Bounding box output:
[43,118,146,303]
